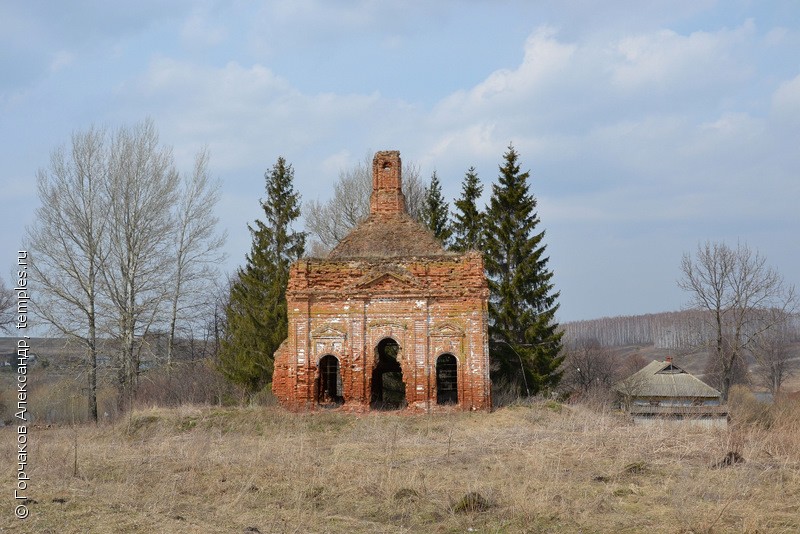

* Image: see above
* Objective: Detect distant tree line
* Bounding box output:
[563,309,799,351]
[564,310,713,349]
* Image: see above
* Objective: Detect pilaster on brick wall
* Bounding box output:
[370,150,407,216]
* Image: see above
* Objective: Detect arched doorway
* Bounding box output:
[317,355,344,406]
[370,338,405,410]
[436,353,458,405]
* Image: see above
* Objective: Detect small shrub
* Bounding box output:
[728,385,773,428]
[491,377,524,408]
[453,492,491,513]
[134,358,243,408]
[544,399,563,413]
[176,416,198,432]
[125,413,161,436]
[250,383,277,406]
[712,451,745,468]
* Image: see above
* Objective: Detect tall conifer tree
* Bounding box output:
[219,157,305,394]
[451,166,484,252]
[484,145,563,395]
[422,171,452,246]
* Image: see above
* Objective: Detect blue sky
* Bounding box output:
[1,1,798,322]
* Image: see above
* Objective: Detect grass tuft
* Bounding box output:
[452,491,492,513]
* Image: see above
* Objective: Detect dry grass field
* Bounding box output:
[2,396,799,534]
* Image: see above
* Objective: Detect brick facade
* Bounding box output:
[272,151,491,412]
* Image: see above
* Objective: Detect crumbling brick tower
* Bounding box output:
[272,151,491,412]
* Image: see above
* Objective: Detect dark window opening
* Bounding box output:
[436,353,458,405]
[370,338,406,410]
[317,355,344,407]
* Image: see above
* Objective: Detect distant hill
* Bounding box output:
[562,310,800,349]
[562,311,800,392]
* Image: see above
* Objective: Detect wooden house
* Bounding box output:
[614,357,728,428]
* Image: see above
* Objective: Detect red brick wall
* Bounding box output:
[369,150,407,216]
[272,251,491,412]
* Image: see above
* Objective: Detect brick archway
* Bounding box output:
[370,337,406,410]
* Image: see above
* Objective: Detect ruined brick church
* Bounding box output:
[272,151,491,412]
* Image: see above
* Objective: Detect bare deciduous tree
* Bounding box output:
[28,119,224,418]
[750,311,798,395]
[27,125,109,421]
[702,333,750,392]
[559,338,619,396]
[165,148,226,369]
[304,151,426,253]
[102,119,180,404]
[679,241,797,400]
[0,277,15,332]
[402,163,426,221]
[205,274,234,363]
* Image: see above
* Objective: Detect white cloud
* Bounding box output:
[181,9,227,48]
[478,28,576,101]
[140,57,292,99]
[425,20,766,176]
[764,26,789,46]
[384,20,800,292]
[48,50,75,72]
[771,73,800,122]
[247,0,423,58]
[609,21,755,91]
[126,56,389,180]
[434,27,577,120]
[423,123,501,166]
[320,150,353,177]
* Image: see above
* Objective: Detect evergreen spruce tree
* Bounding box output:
[422,171,452,246]
[483,145,563,396]
[219,157,305,395]
[451,166,484,252]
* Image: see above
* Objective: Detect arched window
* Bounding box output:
[436,354,458,405]
[318,355,343,406]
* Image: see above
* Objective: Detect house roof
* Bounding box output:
[614,359,721,398]
[328,212,448,259]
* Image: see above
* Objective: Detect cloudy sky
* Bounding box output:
[2,1,798,322]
